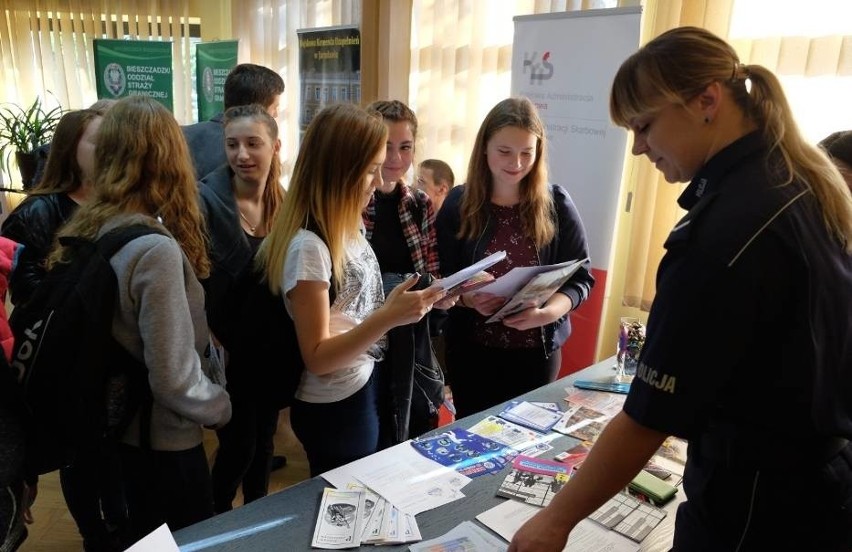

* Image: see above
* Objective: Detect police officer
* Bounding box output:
[509,26,852,552]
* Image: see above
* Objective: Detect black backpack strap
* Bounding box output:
[95,223,164,257]
[96,223,162,451]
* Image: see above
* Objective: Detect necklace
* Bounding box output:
[238,209,258,235]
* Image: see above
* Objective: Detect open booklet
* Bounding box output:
[484,257,588,323]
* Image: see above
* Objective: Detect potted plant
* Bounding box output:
[0,96,63,190]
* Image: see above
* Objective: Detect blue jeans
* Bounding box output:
[290,372,379,477]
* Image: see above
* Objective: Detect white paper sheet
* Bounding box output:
[322,441,471,515]
[476,500,639,552]
[430,250,506,291]
[124,523,179,552]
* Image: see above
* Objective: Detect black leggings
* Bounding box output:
[211,398,280,513]
[445,340,561,419]
[117,443,214,545]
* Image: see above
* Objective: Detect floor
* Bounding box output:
[17,408,310,551]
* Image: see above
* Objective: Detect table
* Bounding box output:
[173,357,680,551]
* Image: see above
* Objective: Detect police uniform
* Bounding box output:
[623,132,852,551]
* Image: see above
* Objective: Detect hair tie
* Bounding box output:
[731,62,750,82]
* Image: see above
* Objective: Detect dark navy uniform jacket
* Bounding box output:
[624,131,852,460]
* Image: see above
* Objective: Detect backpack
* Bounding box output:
[226,263,335,410]
[10,224,160,475]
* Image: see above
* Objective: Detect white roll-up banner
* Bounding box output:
[512,7,641,375]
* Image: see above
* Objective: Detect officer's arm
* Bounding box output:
[508,411,668,552]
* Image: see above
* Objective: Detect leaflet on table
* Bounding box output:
[572,378,632,394]
[410,428,515,477]
[311,487,368,549]
[474,257,586,298]
[321,441,471,515]
[467,415,548,450]
[408,520,508,552]
[552,402,612,442]
[476,500,640,552]
[587,491,667,543]
[495,455,573,508]
[486,258,589,323]
[498,400,564,433]
[429,250,507,294]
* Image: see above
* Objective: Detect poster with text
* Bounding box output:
[297,25,361,142]
[195,40,238,122]
[94,39,174,111]
[511,8,641,375]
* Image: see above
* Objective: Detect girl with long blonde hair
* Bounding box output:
[256,103,444,476]
[510,26,852,552]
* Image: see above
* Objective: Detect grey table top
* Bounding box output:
[174,357,679,551]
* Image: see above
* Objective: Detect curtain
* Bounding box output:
[230,0,360,182]
[0,0,194,188]
[408,0,621,184]
[621,0,852,314]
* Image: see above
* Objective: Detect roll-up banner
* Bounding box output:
[511,7,641,376]
[94,39,174,111]
[196,40,238,122]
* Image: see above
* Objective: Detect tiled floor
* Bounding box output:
[18,408,309,551]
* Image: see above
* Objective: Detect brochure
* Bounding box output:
[475,257,587,298]
[485,258,588,323]
[496,455,572,507]
[498,400,563,433]
[429,250,506,296]
[410,428,514,477]
[587,491,667,543]
[552,402,611,442]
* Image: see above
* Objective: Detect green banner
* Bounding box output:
[297,26,361,138]
[93,39,174,111]
[195,40,238,122]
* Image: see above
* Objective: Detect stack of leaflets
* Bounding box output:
[496,455,573,507]
[312,485,423,549]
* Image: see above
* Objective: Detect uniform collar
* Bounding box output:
[678,131,767,210]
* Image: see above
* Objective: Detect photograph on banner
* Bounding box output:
[296,25,361,142]
[94,39,174,111]
[195,40,238,122]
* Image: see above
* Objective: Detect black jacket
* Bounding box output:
[183,113,226,179]
[435,183,595,354]
[198,165,253,350]
[1,192,78,306]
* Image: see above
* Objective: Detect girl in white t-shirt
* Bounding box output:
[256,103,445,476]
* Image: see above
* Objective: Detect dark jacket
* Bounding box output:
[1,193,78,306]
[183,113,226,179]
[435,183,595,354]
[198,165,253,350]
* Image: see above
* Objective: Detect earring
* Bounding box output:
[704,117,711,124]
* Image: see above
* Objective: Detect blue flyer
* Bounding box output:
[410,428,514,477]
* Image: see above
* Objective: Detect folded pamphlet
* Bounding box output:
[429,250,506,297]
